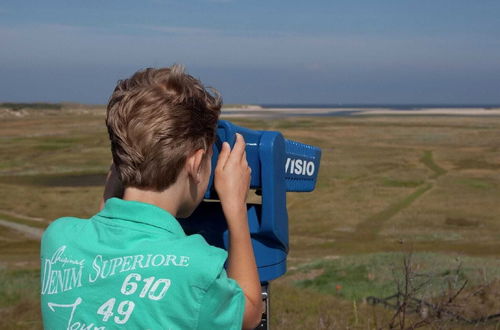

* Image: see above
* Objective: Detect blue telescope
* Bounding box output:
[179,120,321,282]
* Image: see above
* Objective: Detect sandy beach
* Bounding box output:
[221,106,500,117]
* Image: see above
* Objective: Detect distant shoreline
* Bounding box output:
[258,103,500,109]
[222,106,500,117]
[1,102,500,118]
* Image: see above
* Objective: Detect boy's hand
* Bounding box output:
[214,133,251,219]
[215,133,263,328]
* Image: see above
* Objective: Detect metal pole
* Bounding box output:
[255,283,270,329]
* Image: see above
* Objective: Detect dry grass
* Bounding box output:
[1,109,500,328]
[0,269,41,329]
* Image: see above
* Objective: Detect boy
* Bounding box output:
[40,65,263,329]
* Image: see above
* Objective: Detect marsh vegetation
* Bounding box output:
[0,106,499,328]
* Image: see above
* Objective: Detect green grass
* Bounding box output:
[0,269,40,307]
[297,262,395,301]
[355,183,433,238]
[457,178,495,189]
[420,150,447,178]
[292,252,500,301]
[0,269,41,329]
[381,178,425,188]
[0,172,107,187]
[1,102,62,111]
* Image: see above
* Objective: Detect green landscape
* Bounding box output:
[1,104,500,329]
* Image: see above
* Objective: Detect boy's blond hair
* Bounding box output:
[106,65,221,191]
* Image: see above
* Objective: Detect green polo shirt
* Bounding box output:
[40,198,244,329]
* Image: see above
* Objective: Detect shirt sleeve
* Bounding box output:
[197,268,245,330]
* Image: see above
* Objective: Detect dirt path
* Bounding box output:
[354,150,446,240]
[0,209,45,222]
[0,219,43,240]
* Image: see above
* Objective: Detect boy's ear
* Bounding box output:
[185,149,206,183]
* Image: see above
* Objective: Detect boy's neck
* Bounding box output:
[122,186,183,218]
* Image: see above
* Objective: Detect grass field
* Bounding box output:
[0,107,500,329]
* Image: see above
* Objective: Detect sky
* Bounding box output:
[1,0,499,105]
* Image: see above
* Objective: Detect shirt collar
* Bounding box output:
[97,197,186,237]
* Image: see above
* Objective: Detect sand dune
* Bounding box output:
[222,106,500,117]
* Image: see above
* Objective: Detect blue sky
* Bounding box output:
[1,0,499,104]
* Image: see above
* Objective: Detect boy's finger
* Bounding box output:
[216,142,231,169]
[229,133,246,162]
[242,149,248,162]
